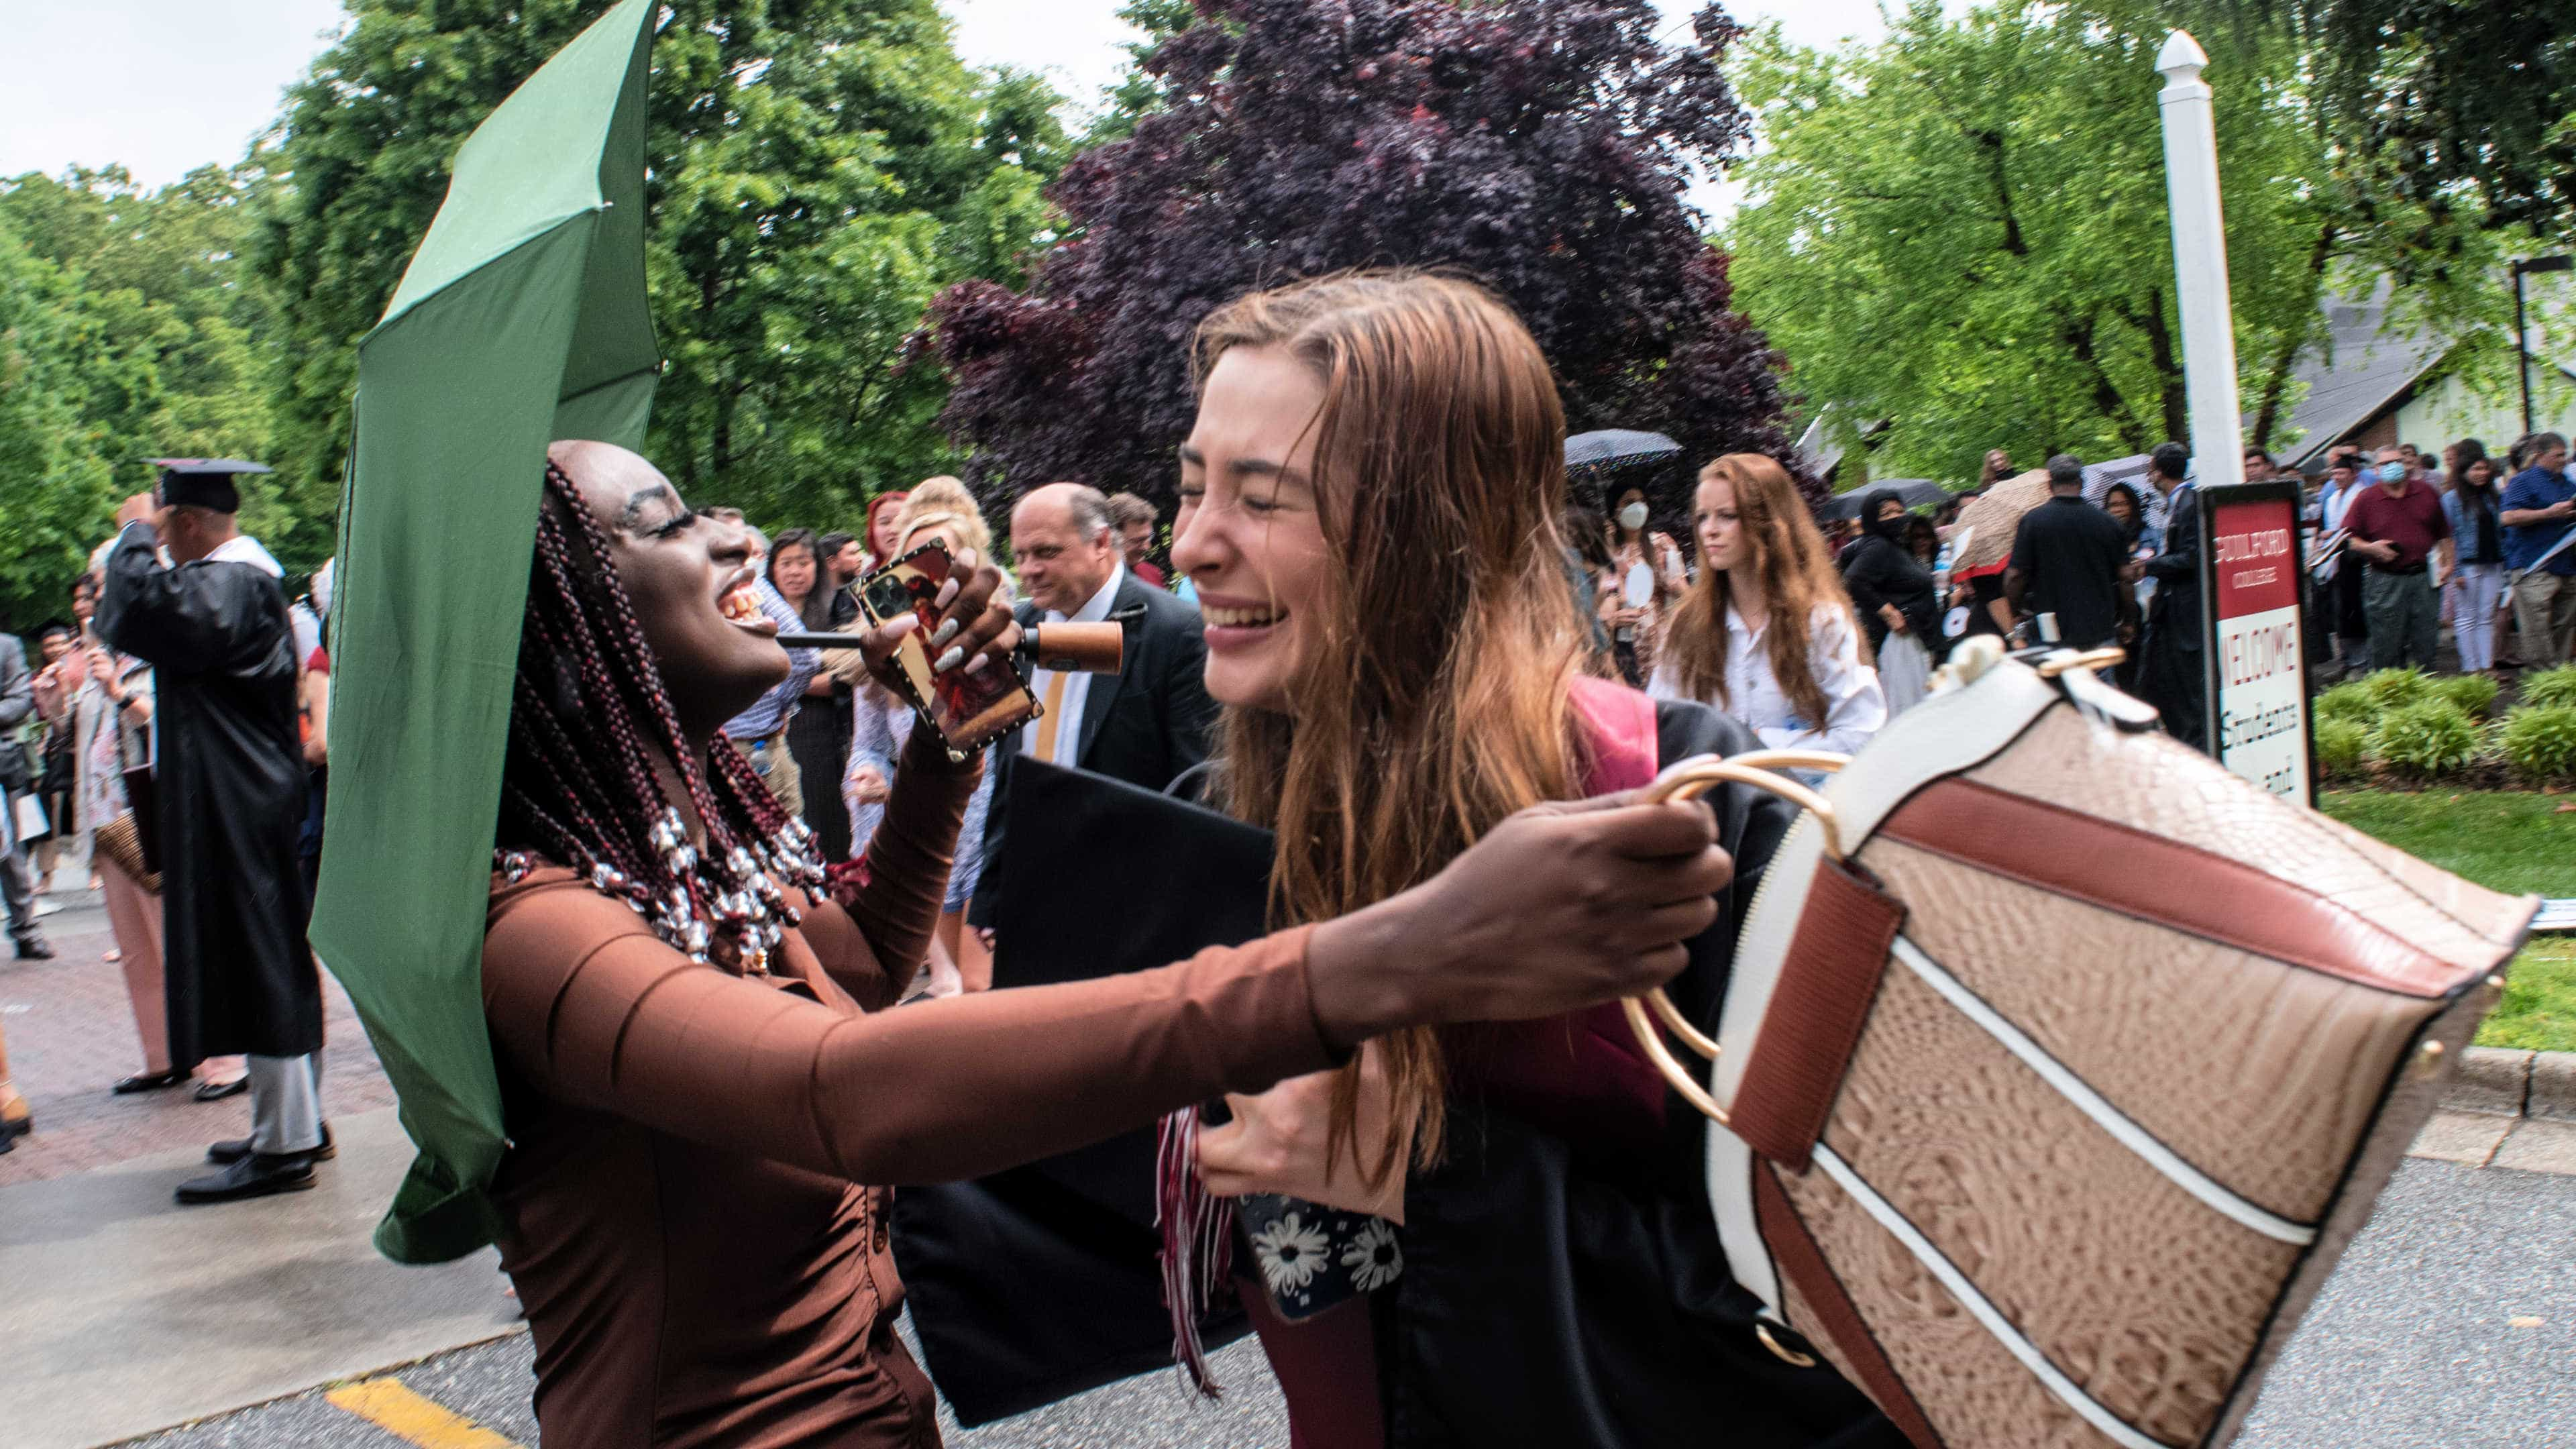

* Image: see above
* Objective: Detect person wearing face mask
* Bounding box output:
[2343,445,2453,672]
[1601,486,1688,687]
[1836,489,1941,712]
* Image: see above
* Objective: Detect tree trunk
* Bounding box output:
[2249,223,2341,450]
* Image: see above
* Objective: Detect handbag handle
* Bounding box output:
[1621,751,1848,1125]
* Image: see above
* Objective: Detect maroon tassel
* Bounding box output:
[1157,1106,1233,1397]
[822,854,871,905]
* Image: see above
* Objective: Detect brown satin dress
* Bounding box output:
[481,748,1332,1448]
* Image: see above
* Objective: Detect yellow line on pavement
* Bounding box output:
[323,1378,525,1449]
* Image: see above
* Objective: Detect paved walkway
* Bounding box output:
[0,880,397,1190]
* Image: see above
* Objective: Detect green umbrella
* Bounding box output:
[312,0,660,1265]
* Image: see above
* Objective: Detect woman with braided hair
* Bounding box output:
[479,439,1739,1447]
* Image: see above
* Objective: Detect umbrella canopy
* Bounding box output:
[311,0,661,1265]
[1824,479,1955,521]
[1949,468,2055,576]
[2081,452,2172,536]
[1565,428,1683,474]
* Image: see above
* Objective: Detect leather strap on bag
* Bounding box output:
[1754,1163,1947,1449]
[1731,859,1903,1171]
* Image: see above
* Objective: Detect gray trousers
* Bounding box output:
[2362,568,2440,672]
[248,1051,325,1156]
[0,829,40,947]
[2512,570,2576,668]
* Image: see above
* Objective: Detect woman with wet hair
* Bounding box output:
[1171,271,1903,1449]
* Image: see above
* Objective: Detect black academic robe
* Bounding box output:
[96,523,321,1061]
[899,706,1905,1448]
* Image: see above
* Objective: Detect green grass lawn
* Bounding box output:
[2321,790,2575,1051]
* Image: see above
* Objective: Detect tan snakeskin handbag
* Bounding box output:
[1627,640,2532,1449]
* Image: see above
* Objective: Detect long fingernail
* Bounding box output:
[933,645,965,673]
[965,651,992,676]
[957,549,979,572]
[934,578,960,608]
[930,619,961,649]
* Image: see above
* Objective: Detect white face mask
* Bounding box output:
[1617,501,1650,531]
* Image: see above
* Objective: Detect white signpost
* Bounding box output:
[2157,30,2315,802]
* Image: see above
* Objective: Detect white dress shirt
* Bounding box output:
[1018,562,1126,765]
[1647,601,1886,757]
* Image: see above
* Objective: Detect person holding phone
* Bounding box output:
[1602,482,1688,686]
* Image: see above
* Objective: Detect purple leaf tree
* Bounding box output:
[925,0,1805,526]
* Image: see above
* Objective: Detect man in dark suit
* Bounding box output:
[967,484,1217,956]
[2137,441,2208,750]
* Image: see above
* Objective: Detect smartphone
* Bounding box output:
[857,541,1041,760]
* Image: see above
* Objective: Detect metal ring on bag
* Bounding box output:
[1619,753,1849,1126]
[1755,1322,1820,1368]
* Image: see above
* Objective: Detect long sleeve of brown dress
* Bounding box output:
[482,739,1333,1449]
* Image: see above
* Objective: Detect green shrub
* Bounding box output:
[2502,706,2576,783]
[2432,673,2501,719]
[2370,700,2479,778]
[2314,717,2370,778]
[2315,679,2377,724]
[2361,667,2431,710]
[2522,663,2576,712]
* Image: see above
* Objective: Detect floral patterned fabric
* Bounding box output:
[1237,1193,1403,1321]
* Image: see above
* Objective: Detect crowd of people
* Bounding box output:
[5,261,2575,1448]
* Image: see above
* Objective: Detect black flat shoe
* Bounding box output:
[208,1123,334,1165]
[192,1077,249,1103]
[113,1068,195,1095]
[13,938,53,961]
[175,1150,319,1204]
[0,1110,30,1155]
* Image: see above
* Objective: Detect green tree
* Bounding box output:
[0,214,118,628]
[1079,0,1201,148]
[1724,0,2500,480]
[0,164,284,606]
[257,0,1063,539]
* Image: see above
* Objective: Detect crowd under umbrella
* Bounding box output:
[1564,427,1688,549]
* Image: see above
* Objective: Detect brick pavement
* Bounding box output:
[0,853,395,1188]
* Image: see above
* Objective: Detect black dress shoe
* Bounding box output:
[174,1150,319,1204]
[0,1110,30,1155]
[192,1076,249,1103]
[13,937,53,961]
[208,1123,334,1165]
[113,1068,195,1095]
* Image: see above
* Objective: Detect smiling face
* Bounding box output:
[549,440,787,742]
[1694,472,1745,574]
[769,541,817,605]
[1171,344,1334,713]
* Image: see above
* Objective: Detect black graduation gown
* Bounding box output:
[95,523,322,1061]
[1381,700,1903,1449]
[900,706,1904,1448]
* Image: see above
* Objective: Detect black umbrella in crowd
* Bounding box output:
[1564,428,1684,476]
[1823,478,1958,520]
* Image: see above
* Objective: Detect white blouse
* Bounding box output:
[1648,602,1887,758]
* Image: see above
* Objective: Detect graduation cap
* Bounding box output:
[148,458,273,515]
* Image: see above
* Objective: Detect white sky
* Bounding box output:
[0,0,1903,221]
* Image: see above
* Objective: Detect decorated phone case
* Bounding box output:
[857,541,1040,760]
